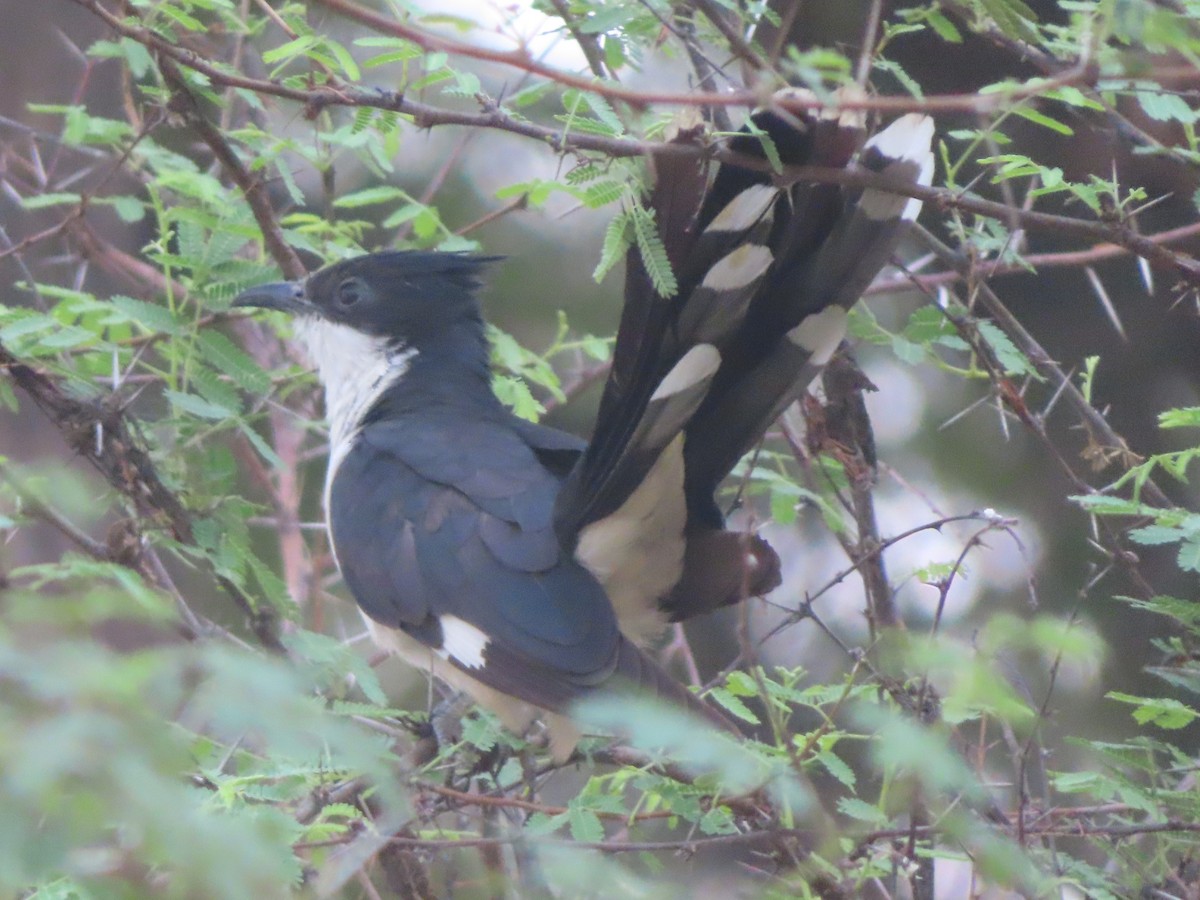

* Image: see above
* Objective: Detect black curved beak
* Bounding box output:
[232,281,313,315]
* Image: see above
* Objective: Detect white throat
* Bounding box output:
[293,317,417,510]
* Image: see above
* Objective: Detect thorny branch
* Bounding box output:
[0,337,286,651]
[63,0,1200,290]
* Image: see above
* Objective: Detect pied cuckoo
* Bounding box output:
[234,99,934,758]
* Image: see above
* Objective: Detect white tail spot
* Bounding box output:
[701,244,773,292]
[787,306,848,366]
[859,114,935,222]
[651,343,721,401]
[706,184,777,233]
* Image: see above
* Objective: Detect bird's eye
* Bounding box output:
[336,278,363,307]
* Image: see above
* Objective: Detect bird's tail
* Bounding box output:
[557,91,935,620]
[603,637,745,739]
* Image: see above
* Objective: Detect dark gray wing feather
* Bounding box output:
[329,415,621,704]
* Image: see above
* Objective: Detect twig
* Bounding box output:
[854,0,885,87]
[692,0,769,74]
[865,219,1200,298]
[546,0,609,80]
[156,57,304,281]
[66,0,1200,289]
[0,463,109,559]
[911,224,1173,510]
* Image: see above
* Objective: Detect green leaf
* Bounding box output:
[1178,538,1200,573]
[325,39,361,82]
[1135,90,1200,124]
[195,330,271,394]
[926,9,963,42]
[285,630,388,707]
[698,805,738,835]
[106,195,146,222]
[1107,692,1199,730]
[1116,594,1200,628]
[628,205,677,297]
[818,750,856,789]
[0,310,59,345]
[578,4,640,34]
[593,210,631,284]
[567,804,604,843]
[166,389,233,420]
[724,670,759,697]
[261,35,318,66]
[1159,406,1200,429]
[976,320,1036,376]
[1128,525,1181,546]
[492,375,544,422]
[743,118,783,173]
[874,58,924,99]
[890,334,926,365]
[108,295,186,335]
[524,811,568,837]
[1012,104,1074,135]
[976,0,1040,43]
[708,687,760,725]
[581,92,624,136]
[37,325,97,350]
[580,180,625,208]
[20,192,81,210]
[192,365,243,416]
[837,797,888,825]
[333,186,406,208]
[1045,85,1104,111]
[238,420,283,469]
[1072,494,1161,517]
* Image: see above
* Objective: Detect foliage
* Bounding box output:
[2,0,1200,897]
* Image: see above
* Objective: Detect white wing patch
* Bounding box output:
[437,614,490,669]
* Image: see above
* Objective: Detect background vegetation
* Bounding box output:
[2,0,1200,896]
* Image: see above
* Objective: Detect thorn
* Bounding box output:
[937,393,990,431]
[1041,366,1073,418]
[1137,255,1154,297]
[1085,266,1127,341]
[994,393,1011,441]
[51,26,88,65]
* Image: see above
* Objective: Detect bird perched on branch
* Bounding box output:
[234,96,934,759]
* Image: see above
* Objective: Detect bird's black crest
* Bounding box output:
[304,251,502,342]
[312,250,499,292]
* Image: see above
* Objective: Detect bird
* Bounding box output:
[233,95,934,759]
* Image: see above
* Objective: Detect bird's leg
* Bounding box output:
[430,690,473,749]
[428,692,521,785]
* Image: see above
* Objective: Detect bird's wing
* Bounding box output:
[328,413,621,712]
[329,412,739,731]
[507,415,585,480]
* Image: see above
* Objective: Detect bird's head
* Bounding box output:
[233,251,499,344]
[234,251,502,425]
